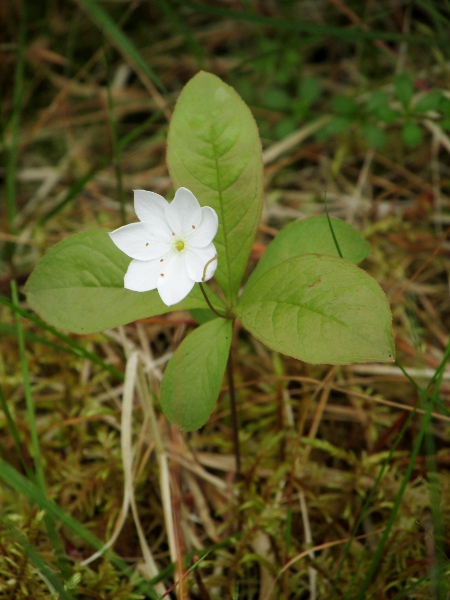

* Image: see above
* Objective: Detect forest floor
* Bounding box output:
[1,1,450,599]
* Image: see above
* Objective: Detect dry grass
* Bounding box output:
[1,1,450,599]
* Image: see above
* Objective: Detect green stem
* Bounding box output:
[198,283,228,319]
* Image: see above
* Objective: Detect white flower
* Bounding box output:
[109,187,218,306]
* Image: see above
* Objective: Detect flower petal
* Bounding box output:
[186,206,219,248]
[109,223,171,260]
[124,258,162,292]
[165,187,202,236]
[157,253,195,306]
[134,190,168,222]
[185,243,218,282]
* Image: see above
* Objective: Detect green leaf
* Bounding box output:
[402,121,423,146]
[77,0,165,92]
[237,254,394,365]
[25,231,221,334]
[161,318,233,430]
[362,122,387,149]
[167,71,263,304]
[247,216,371,289]
[413,90,443,113]
[190,308,217,325]
[394,72,414,108]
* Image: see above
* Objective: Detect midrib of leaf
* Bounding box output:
[212,141,233,302]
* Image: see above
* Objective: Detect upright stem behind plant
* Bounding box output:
[227,349,241,479]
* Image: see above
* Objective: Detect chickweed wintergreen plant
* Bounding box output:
[26,71,394,438]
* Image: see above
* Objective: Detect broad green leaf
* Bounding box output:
[161,318,233,431]
[237,254,394,365]
[246,216,371,289]
[190,308,217,325]
[167,71,263,304]
[25,231,222,334]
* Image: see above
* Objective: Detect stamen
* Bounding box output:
[145,243,149,246]
[192,225,196,229]
[160,274,164,277]
[160,259,164,262]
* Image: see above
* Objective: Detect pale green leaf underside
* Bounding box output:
[247,216,371,289]
[167,71,263,304]
[161,318,233,431]
[25,231,221,334]
[237,254,394,365]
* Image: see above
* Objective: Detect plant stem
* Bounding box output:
[198,283,228,319]
[226,349,241,479]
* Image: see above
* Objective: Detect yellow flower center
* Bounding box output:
[175,240,185,252]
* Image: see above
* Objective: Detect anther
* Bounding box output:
[192,225,196,229]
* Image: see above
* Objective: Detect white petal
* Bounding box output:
[157,253,195,306]
[134,190,169,222]
[185,243,218,282]
[186,206,219,248]
[109,223,171,260]
[165,187,202,236]
[124,258,162,292]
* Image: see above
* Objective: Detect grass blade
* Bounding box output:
[75,0,165,92]
[0,295,124,381]
[2,517,75,600]
[355,344,450,598]
[11,281,71,577]
[0,457,161,599]
[175,1,436,45]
